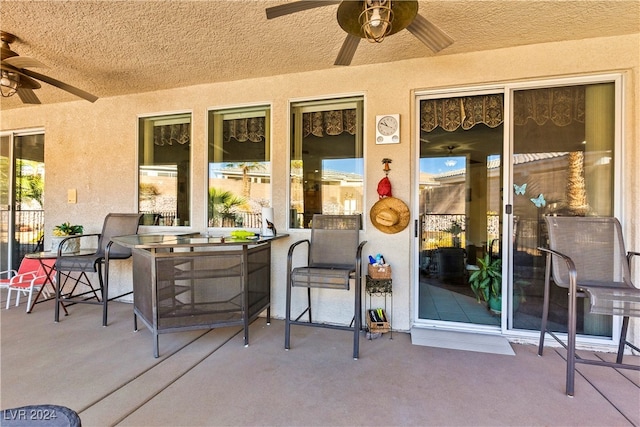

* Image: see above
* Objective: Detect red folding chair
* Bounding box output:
[0,258,40,291]
[3,258,56,312]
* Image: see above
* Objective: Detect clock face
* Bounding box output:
[377,115,398,136]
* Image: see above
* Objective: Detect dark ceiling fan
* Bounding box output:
[1,31,98,104]
[266,0,453,66]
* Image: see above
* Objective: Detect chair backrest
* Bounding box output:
[308,214,361,269]
[16,257,42,275]
[8,258,55,287]
[544,216,632,288]
[25,258,56,287]
[466,244,477,266]
[97,213,143,258]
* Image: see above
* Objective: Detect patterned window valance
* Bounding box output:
[513,86,585,127]
[420,94,504,132]
[303,110,357,137]
[223,117,266,143]
[420,87,585,132]
[153,123,190,146]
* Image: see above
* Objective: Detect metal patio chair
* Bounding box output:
[285,214,367,359]
[538,216,640,396]
[55,213,142,326]
[433,246,467,284]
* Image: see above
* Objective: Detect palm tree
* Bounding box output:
[17,174,44,208]
[226,162,266,198]
[208,188,247,227]
[15,159,44,208]
[566,151,589,215]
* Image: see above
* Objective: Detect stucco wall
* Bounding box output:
[2,34,638,344]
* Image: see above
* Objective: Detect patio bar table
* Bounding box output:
[111,233,287,357]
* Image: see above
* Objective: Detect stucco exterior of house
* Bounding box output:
[1,33,638,347]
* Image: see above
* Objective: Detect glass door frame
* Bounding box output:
[0,132,14,272]
[0,127,45,272]
[413,85,507,335]
[502,73,624,345]
[413,73,624,345]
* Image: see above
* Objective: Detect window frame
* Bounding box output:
[206,104,272,231]
[137,110,193,228]
[288,95,365,230]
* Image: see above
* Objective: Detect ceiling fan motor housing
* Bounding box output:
[337,1,418,38]
[0,30,98,103]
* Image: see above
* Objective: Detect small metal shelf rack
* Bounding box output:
[365,275,392,339]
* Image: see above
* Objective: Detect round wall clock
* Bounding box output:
[375,114,400,144]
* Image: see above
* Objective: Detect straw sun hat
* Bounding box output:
[369,196,410,234]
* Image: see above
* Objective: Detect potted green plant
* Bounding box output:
[469,253,502,314]
[51,222,84,253]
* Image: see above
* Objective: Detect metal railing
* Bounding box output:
[11,209,45,263]
[139,211,178,226]
[140,210,263,228]
[420,213,500,251]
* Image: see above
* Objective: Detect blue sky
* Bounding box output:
[420,156,466,174]
[321,157,466,175]
[322,157,465,175]
[323,159,364,175]
[209,157,483,176]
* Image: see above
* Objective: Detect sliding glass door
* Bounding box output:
[417,91,504,328]
[415,76,620,340]
[0,131,45,271]
[510,81,617,337]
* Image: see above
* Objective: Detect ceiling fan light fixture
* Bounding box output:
[360,0,393,43]
[0,69,20,97]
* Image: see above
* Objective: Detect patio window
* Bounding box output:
[207,105,271,229]
[289,97,364,229]
[138,113,192,226]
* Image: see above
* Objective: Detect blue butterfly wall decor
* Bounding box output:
[514,183,527,195]
[530,193,546,208]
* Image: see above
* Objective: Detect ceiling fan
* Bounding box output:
[266,0,453,66]
[1,31,98,104]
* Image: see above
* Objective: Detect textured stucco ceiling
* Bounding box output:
[1,0,638,110]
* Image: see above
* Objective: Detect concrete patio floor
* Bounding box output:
[1,296,639,426]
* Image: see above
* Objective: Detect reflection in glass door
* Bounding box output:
[511,82,616,337]
[416,78,619,340]
[0,132,45,271]
[417,93,504,327]
[1,134,11,272]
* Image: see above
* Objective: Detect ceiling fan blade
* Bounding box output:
[406,14,454,53]
[3,56,47,69]
[334,34,360,66]
[19,74,42,90]
[1,64,41,89]
[266,0,340,19]
[19,68,98,103]
[17,87,41,104]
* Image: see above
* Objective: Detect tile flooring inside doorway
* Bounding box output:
[418,277,565,331]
